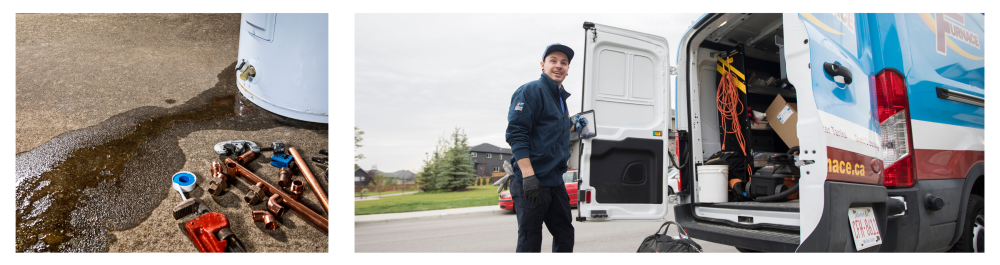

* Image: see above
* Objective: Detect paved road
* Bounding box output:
[355,206,738,253]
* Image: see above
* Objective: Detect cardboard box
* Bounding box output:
[765,95,798,148]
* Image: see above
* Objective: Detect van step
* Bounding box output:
[694,200,800,212]
[675,204,800,252]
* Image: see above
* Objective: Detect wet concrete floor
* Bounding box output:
[16,14,329,252]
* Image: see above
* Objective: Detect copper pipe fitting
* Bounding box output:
[215,171,229,182]
[211,161,225,177]
[290,180,304,200]
[237,150,256,165]
[267,194,285,218]
[288,147,328,214]
[226,161,239,179]
[278,167,293,188]
[252,210,277,230]
[224,158,328,232]
[244,182,264,205]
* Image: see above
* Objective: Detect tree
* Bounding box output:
[437,128,476,191]
[417,136,448,192]
[355,126,365,161]
[368,170,392,198]
[416,128,477,192]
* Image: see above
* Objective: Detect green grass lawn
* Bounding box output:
[354,185,499,215]
[354,189,413,197]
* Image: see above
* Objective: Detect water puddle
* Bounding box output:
[15,62,327,252]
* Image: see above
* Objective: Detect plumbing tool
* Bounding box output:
[270,153,294,168]
[213,140,261,156]
[172,171,197,200]
[172,198,246,252]
[259,141,285,154]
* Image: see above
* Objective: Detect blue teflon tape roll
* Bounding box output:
[172,171,197,192]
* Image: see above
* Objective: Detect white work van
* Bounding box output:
[572,13,984,252]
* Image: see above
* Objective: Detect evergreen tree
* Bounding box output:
[416,150,440,191]
[417,128,477,192]
[440,128,476,191]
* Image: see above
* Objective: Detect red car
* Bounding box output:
[499,170,578,212]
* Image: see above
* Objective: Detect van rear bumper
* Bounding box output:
[675,181,888,252]
[674,203,800,252]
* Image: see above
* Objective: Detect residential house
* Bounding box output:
[354,166,371,187]
[382,170,416,184]
[469,143,512,180]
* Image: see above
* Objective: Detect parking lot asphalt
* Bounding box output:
[16,13,329,252]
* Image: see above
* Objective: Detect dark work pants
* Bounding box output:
[511,175,574,252]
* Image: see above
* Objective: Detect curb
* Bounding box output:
[355,207,510,224]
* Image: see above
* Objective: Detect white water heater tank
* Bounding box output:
[236,13,328,123]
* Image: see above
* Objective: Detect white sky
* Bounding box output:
[355,13,703,172]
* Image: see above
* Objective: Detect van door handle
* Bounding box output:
[823,62,853,84]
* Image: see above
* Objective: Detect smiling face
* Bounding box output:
[540,51,570,86]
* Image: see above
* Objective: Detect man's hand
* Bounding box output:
[523,175,541,205]
[516,158,540,204]
[571,114,587,132]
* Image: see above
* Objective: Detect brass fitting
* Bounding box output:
[290,180,304,200]
[267,194,285,218]
[244,182,264,205]
[278,167,293,188]
[237,150,256,165]
[239,64,256,81]
[210,161,225,177]
[251,210,277,230]
[208,172,228,196]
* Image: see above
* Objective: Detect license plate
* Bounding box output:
[848,206,882,251]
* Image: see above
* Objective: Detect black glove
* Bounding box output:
[522,175,541,205]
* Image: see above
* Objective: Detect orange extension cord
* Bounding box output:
[717,71,746,155]
[717,71,753,177]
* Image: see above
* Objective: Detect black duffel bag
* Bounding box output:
[636,221,703,253]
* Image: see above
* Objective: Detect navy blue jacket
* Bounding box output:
[506,73,572,187]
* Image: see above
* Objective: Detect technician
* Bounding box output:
[506,43,585,253]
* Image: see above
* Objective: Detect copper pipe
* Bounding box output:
[252,210,277,230]
[267,194,285,218]
[211,161,225,176]
[289,180,304,200]
[288,147,328,214]
[278,167,292,188]
[225,158,328,232]
[237,150,256,165]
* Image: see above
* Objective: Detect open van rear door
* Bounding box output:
[784,13,882,249]
[576,22,671,221]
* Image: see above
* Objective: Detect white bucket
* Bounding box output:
[696,165,729,203]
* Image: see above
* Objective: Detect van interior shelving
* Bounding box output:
[686,13,801,227]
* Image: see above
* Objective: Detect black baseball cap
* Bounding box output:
[543,43,574,63]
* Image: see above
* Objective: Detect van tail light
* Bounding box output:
[875,70,915,188]
[586,190,592,204]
